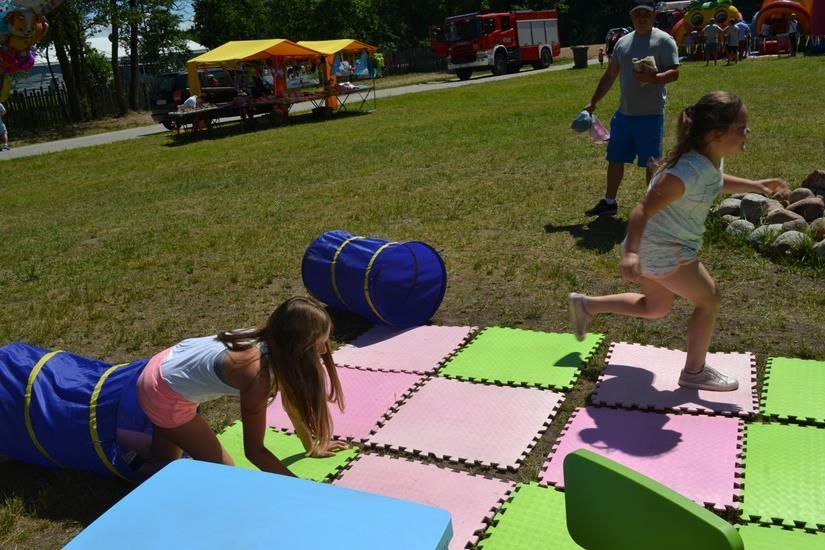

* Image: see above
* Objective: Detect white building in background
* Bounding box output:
[14,37,207,93]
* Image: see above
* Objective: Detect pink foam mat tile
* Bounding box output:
[266,367,426,442]
[334,453,515,550]
[591,342,758,417]
[367,377,564,470]
[333,325,478,374]
[539,407,743,511]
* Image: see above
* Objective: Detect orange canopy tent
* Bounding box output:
[297,39,378,109]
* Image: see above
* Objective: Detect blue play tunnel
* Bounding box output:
[302,230,447,327]
[0,343,151,481]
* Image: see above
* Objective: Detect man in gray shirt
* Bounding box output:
[583,0,680,217]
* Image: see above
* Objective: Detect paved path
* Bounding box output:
[1,60,585,161]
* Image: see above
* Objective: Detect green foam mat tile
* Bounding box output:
[217,421,359,482]
[762,357,825,425]
[738,525,825,549]
[478,483,581,549]
[438,327,603,390]
[742,423,825,531]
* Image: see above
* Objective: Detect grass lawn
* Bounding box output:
[1,55,823,547]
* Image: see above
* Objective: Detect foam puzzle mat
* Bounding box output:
[738,525,825,549]
[591,342,757,417]
[217,421,358,481]
[368,377,564,470]
[761,357,825,425]
[333,325,477,374]
[266,366,425,441]
[741,423,825,530]
[540,407,742,511]
[438,327,603,390]
[477,483,581,549]
[334,453,513,550]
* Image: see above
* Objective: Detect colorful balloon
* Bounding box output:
[0,0,64,101]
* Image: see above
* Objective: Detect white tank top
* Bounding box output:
[161,335,240,403]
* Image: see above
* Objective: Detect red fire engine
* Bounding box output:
[429,10,561,81]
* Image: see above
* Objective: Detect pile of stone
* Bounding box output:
[714,170,825,260]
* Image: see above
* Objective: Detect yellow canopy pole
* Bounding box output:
[187,62,201,96]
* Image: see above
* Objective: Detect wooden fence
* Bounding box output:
[4,80,152,133]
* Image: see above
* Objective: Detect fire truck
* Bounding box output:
[429,10,561,81]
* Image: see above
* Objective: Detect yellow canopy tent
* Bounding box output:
[297,39,378,109]
[186,39,322,96]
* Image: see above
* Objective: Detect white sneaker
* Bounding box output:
[678,365,739,392]
[569,293,591,342]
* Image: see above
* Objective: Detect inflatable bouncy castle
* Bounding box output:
[670,0,744,47]
[0,343,152,481]
[753,0,813,37]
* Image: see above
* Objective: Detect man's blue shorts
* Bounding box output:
[605,111,665,168]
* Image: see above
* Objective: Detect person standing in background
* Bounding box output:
[0,102,9,151]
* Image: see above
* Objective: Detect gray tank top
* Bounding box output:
[161,335,240,403]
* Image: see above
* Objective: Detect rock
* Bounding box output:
[721,214,740,226]
[740,193,770,223]
[727,219,754,237]
[814,239,825,260]
[766,208,805,224]
[801,170,825,194]
[770,231,805,254]
[715,198,741,216]
[811,218,825,241]
[730,193,747,199]
[787,197,825,223]
[789,187,814,203]
[762,199,784,215]
[747,224,783,246]
[782,218,809,233]
[772,188,791,202]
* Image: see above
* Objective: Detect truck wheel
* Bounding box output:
[456,68,473,81]
[492,51,508,76]
[534,48,553,69]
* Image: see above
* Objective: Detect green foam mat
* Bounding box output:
[217,421,358,482]
[478,483,581,549]
[738,525,825,549]
[762,357,825,425]
[742,423,825,530]
[438,327,603,390]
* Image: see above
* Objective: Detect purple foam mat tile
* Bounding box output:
[367,377,564,471]
[333,325,479,374]
[265,366,427,442]
[334,453,515,550]
[539,406,742,511]
[591,342,757,417]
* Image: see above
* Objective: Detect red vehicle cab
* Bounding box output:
[430,10,561,81]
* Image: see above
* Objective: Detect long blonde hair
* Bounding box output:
[654,91,744,172]
[217,296,344,453]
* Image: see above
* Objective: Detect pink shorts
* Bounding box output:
[136,347,199,429]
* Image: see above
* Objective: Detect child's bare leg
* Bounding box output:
[155,414,235,466]
[584,277,674,319]
[654,261,720,373]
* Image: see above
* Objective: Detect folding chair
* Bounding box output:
[564,449,744,550]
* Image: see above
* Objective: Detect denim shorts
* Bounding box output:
[622,238,699,278]
[605,111,664,168]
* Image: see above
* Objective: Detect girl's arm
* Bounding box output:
[722,174,789,195]
[622,173,686,282]
[239,374,296,477]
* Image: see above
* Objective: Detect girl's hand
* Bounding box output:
[307,440,349,458]
[757,178,789,196]
[621,252,642,283]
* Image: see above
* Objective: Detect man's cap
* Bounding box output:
[630,0,656,13]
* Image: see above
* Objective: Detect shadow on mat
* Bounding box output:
[544,216,627,253]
